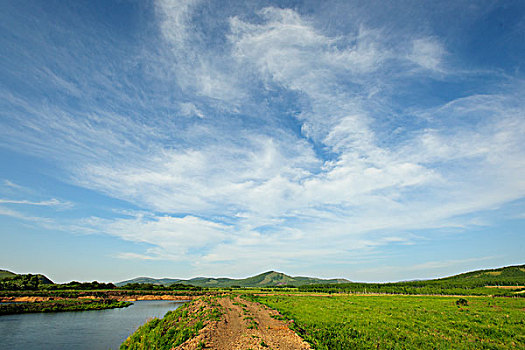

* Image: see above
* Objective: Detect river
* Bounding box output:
[0,300,186,349]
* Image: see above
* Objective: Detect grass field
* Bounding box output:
[250,294,525,349]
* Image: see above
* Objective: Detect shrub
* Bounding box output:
[455,298,468,307]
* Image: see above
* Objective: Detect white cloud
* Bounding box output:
[229,8,389,142]
[61,8,525,272]
[0,198,71,207]
[116,252,158,261]
[407,37,446,71]
[155,0,200,46]
[3,180,24,190]
[154,0,246,103]
[0,206,54,224]
[84,213,231,261]
[178,102,204,118]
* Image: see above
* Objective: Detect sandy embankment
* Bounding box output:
[0,296,59,302]
[115,294,194,302]
[0,294,194,303]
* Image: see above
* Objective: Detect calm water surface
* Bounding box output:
[0,300,186,350]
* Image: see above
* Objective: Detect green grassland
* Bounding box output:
[250,294,525,349]
[116,265,524,349]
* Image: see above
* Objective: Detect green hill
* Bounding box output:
[0,269,53,284]
[36,274,54,285]
[298,264,525,296]
[117,266,524,289]
[219,271,349,288]
[0,270,54,290]
[117,271,349,288]
[437,264,525,286]
[0,269,17,280]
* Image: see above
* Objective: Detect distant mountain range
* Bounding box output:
[115,271,350,287]
[3,264,523,288]
[116,265,525,288]
[0,269,54,284]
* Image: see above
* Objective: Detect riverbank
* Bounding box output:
[121,295,311,350]
[116,294,194,302]
[0,299,132,315]
[0,291,194,315]
[0,294,194,303]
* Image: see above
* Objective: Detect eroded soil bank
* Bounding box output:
[0,294,194,303]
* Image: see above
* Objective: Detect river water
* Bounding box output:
[0,300,186,350]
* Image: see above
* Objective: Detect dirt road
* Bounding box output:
[176,296,311,350]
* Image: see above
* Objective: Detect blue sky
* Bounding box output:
[1,0,524,283]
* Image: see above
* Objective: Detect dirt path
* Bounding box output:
[177,296,311,350]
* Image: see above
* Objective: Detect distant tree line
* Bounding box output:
[298,267,525,296]
[43,281,117,290]
[119,283,204,291]
[0,276,118,291]
[298,278,525,296]
[0,275,206,291]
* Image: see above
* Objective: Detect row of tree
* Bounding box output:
[0,275,203,291]
[298,279,525,296]
[0,274,44,290]
[120,283,203,291]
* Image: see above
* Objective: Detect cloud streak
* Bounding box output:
[0,198,71,207]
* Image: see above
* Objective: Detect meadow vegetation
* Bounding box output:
[2,265,524,348]
[249,294,525,349]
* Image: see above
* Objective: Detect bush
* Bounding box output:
[455,298,468,307]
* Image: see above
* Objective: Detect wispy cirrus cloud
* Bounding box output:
[407,37,446,72]
[0,198,72,207]
[1,1,523,279]
[3,180,24,190]
[0,206,55,224]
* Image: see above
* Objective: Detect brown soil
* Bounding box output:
[0,296,58,302]
[176,296,311,350]
[116,294,194,302]
[0,294,194,303]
